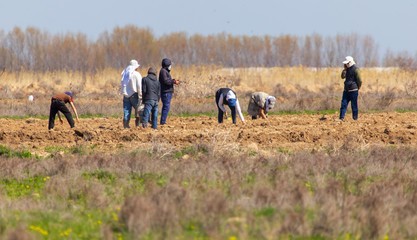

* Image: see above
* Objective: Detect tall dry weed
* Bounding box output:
[1,144,417,238]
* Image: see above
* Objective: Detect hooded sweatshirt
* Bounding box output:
[159,58,175,94]
[121,63,142,98]
[142,68,161,101]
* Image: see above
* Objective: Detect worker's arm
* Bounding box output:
[341,65,347,79]
[356,68,362,89]
[161,70,176,85]
[217,94,226,112]
[260,109,267,119]
[235,99,245,124]
[69,102,80,122]
[135,72,142,101]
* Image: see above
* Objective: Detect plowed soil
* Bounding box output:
[1,112,417,155]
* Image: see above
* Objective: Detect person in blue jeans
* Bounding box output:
[159,58,179,125]
[121,60,142,128]
[337,56,362,121]
[141,67,160,129]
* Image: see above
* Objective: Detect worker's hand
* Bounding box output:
[59,119,64,124]
[174,79,179,85]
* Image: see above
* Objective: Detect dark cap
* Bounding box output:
[65,91,73,102]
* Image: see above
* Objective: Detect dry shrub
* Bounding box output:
[5,225,34,240]
[120,182,189,236]
[206,130,240,157]
[147,136,175,158]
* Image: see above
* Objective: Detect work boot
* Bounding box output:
[123,120,130,129]
[142,122,148,128]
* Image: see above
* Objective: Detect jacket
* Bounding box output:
[341,65,362,91]
[159,58,175,94]
[247,92,269,116]
[142,73,160,101]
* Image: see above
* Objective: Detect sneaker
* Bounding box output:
[334,118,343,122]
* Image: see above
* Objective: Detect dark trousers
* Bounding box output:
[339,90,359,120]
[215,91,236,124]
[48,99,74,130]
[160,93,172,125]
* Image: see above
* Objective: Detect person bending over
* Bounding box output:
[247,92,276,119]
[215,88,245,125]
[48,92,79,130]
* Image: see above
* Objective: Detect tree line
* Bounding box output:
[0,25,415,72]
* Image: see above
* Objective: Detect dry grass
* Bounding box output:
[1,66,417,98]
[1,66,417,117]
[0,143,417,239]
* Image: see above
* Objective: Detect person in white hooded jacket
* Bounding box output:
[121,59,142,128]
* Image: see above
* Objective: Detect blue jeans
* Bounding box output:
[339,90,358,120]
[123,93,140,122]
[143,100,159,129]
[160,93,172,125]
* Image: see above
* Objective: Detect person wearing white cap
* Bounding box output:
[121,59,142,128]
[247,92,276,120]
[336,56,362,121]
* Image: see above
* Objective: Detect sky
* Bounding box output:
[1,0,417,54]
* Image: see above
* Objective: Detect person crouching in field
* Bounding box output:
[48,92,79,130]
[141,67,160,129]
[121,60,142,128]
[337,56,362,121]
[215,88,245,125]
[247,92,276,119]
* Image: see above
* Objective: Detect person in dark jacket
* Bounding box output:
[337,56,362,121]
[215,88,245,125]
[159,58,179,125]
[142,67,161,129]
[48,92,80,130]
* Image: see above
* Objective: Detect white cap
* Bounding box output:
[343,56,354,64]
[130,59,140,69]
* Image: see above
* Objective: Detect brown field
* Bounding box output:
[1,112,417,156]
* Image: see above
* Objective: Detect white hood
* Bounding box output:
[121,60,140,95]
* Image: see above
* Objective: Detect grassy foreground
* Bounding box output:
[0,142,416,240]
